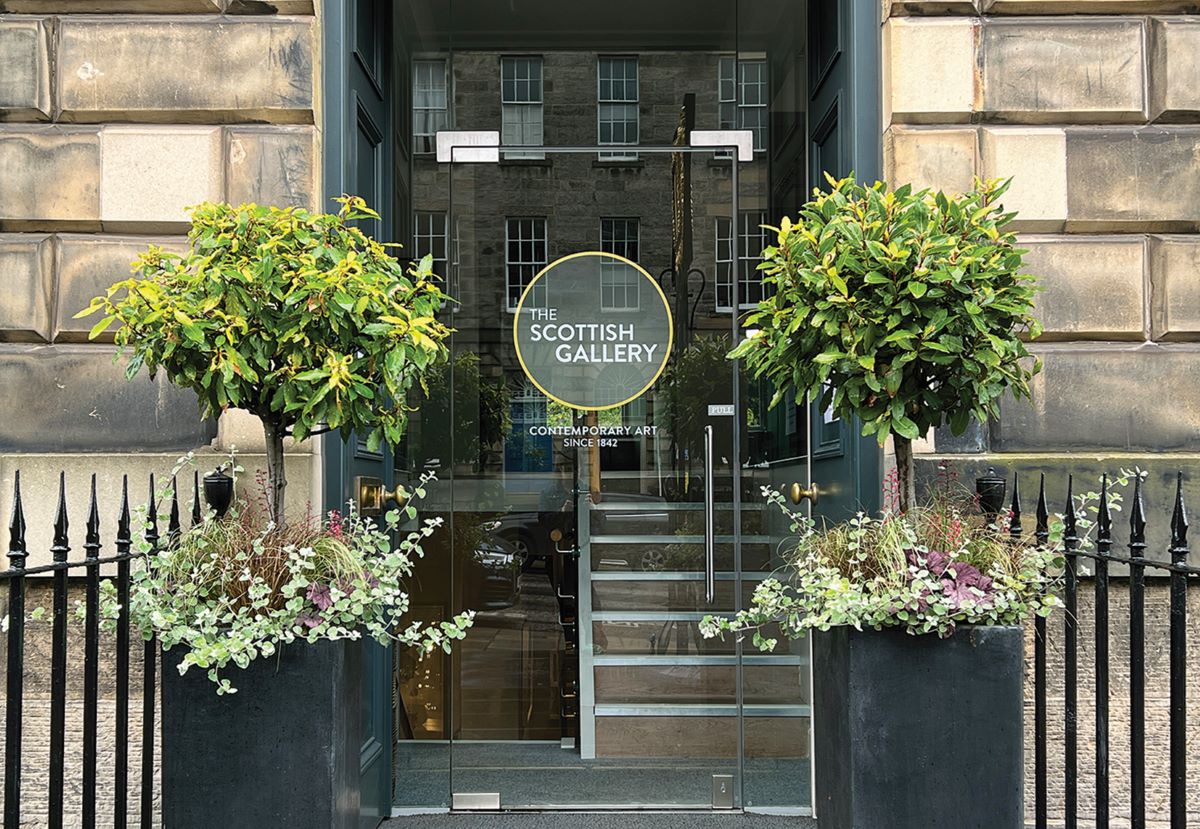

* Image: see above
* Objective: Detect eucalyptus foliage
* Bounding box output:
[78,197,451,524]
[730,175,1041,511]
[91,457,474,694]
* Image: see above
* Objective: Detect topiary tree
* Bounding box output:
[79,196,452,526]
[730,175,1041,513]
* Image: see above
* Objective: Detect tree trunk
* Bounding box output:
[893,434,917,515]
[262,418,288,527]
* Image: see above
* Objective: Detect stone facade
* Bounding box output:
[0,2,318,825]
[0,2,320,566]
[885,2,1200,825]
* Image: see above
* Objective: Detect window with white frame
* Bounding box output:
[719,57,767,153]
[412,59,448,154]
[598,57,639,160]
[600,218,640,311]
[715,211,768,311]
[413,211,454,306]
[501,57,544,159]
[505,217,547,310]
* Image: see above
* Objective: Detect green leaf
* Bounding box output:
[907,282,928,299]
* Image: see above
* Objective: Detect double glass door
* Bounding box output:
[403,143,811,810]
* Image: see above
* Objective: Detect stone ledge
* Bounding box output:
[0,16,51,120]
[0,449,316,569]
[982,0,1200,11]
[56,15,315,124]
[0,1,314,14]
[887,0,981,15]
[980,18,1147,124]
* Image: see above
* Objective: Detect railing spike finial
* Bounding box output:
[1170,471,1188,552]
[1097,473,1112,539]
[84,473,101,560]
[52,471,69,562]
[1035,472,1048,540]
[1130,473,1147,547]
[7,469,27,565]
[145,473,159,552]
[191,470,202,527]
[168,475,181,546]
[1063,474,1077,536]
[117,474,131,543]
[1009,474,1023,537]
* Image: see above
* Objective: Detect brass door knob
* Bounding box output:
[355,476,409,514]
[787,482,821,506]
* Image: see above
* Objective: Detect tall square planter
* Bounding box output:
[161,638,363,829]
[812,625,1023,829]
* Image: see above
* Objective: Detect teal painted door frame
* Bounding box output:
[318,0,884,816]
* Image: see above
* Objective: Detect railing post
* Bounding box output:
[1063,476,1079,829]
[141,475,160,829]
[82,474,102,829]
[48,471,69,829]
[4,471,28,829]
[1034,473,1049,829]
[114,476,132,829]
[1168,472,1188,829]
[1094,475,1111,829]
[1128,475,1147,829]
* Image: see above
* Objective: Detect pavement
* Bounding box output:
[382,814,817,829]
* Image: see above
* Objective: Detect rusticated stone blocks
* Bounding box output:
[1020,235,1146,340]
[981,18,1146,123]
[225,126,316,207]
[54,233,188,342]
[0,345,215,452]
[0,233,54,342]
[885,126,978,194]
[99,126,223,229]
[1149,235,1200,341]
[883,18,978,124]
[56,15,314,122]
[980,127,1067,230]
[0,126,101,228]
[1149,17,1200,121]
[998,344,1200,451]
[0,16,51,119]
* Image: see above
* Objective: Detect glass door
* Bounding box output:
[442,142,751,809]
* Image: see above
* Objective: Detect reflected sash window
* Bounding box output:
[597,56,639,161]
[414,210,455,309]
[501,56,544,159]
[412,59,448,154]
[506,217,547,310]
[599,218,640,311]
[718,56,767,154]
[715,211,768,312]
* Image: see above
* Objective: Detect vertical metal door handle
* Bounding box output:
[704,424,715,604]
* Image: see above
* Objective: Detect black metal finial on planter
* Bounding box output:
[203,467,234,519]
[976,466,1007,520]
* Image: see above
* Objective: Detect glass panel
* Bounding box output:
[392,0,812,813]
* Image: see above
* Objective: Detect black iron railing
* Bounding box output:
[1019,471,1194,829]
[1,470,194,829]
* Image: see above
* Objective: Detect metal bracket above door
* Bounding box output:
[436,130,500,163]
[690,129,755,162]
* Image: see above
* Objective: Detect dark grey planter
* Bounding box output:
[161,637,362,829]
[812,625,1023,829]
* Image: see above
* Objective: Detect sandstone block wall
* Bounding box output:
[0,2,320,825]
[884,2,1200,825]
[0,1,321,568]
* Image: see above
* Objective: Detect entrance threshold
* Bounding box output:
[382,813,817,829]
